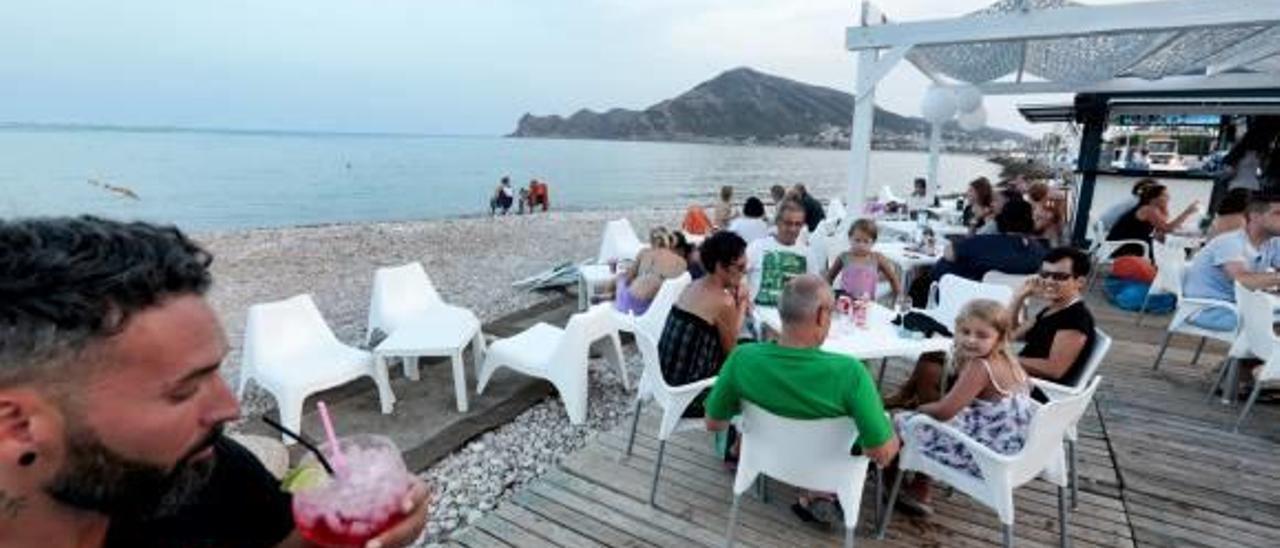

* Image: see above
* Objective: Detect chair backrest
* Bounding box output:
[929,274,1015,331]
[1149,242,1186,297]
[737,402,860,493]
[1009,376,1101,486]
[243,294,341,371]
[598,218,644,264]
[550,305,617,368]
[1235,282,1279,363]
[367,262,443,337]
[827,198,847,223]
[981,271,1032,295]
[1068,330,1111,393]
[635,273,693,341]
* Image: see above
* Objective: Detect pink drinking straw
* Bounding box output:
[316,401,348,474]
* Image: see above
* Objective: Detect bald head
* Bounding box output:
[779,274,833,326]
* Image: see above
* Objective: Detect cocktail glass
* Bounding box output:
[291,434,414,547]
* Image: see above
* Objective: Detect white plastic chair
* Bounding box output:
[879,377,1102,548]
[828,198,847,224]
[726,403,870,548]
[598,218,645,265]
[1135,241,1183,326]
[622,329,718,506]
[981,271,1033,296]
[476,305,628,424]
[611,272,692,344]
[366,262,486,412]
[923,274,1016,334]
[239,294,395,443]
[1086,218,1149,291]
[1227,283,1280,432]
[1029,330,1112,509]
[1150,256,1239,371]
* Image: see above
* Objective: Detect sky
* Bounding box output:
[0,0,1131,137]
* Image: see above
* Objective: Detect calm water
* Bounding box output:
[0,128,1211,231]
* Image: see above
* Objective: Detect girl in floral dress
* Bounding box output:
[892,299,1033,515]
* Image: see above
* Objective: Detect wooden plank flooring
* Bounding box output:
[449,291,1280,546]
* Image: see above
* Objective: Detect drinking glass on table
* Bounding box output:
[290,434,416,547]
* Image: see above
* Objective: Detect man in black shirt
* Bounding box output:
[0,217,428,548]
[1009,246,1097,388]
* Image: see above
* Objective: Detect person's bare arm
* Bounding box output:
[705,418,730,431]
[1008,279,1037,337]
[825,254,844,287]
[1019,330,1088,381]
[863,434,901,469]
[916,359,987,422]
[715,286,748,355]
[1142,203,1198,233]
[877,253,903,301]
[1224,261,1280,291]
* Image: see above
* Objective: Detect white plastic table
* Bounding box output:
[754,303,952,386]
[874,242,945,293]
[373,308,486,413]
[877,219,969,241]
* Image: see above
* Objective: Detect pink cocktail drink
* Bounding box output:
[291,434,414,547]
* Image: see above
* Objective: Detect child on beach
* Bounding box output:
[890,299,1033,515]
[824,219,901,302]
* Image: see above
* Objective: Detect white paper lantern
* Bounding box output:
[955,84,983,113]
[957,105,987,131]
[921,86,958,124]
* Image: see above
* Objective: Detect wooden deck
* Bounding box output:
[447,292,1280,547]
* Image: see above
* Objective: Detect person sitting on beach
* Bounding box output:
[1106,183,1199,258]
[490,176,514,215]
[1098,178,1156,231]
[825,219,902,302]
[527,179,550,212]
[681,205,714,237]
[0,216,429,548]
[908,200,1047,306]
[1207,187,1251,239]
[962,177,996,235]
[791,183,826,232]
[659,230,750,417]
[615,227,688,315]
[703,275,900,525]
[746,200,814,307]
[517,185,531,214]
[713,185,736,229]
[727,196,769,243]
[888,299,1033,515]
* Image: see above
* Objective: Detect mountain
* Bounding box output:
[510,67,1028,150]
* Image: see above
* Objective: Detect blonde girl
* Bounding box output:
[891,299,1032,514]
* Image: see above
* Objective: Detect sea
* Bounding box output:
[0,127,1214,232]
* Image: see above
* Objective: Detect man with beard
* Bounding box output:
[0,216,428,547]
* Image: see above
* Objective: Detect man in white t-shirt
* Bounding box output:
[746,199,815,306]
[1183,195,1280,331]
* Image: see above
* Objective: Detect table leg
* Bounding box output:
[403,355,421,381]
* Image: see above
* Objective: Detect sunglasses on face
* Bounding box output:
[1038,271,1074,281]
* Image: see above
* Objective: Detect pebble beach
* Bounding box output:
[197,207,685,544]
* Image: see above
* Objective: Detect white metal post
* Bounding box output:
[927,121,942,202]
[847,56,877,213]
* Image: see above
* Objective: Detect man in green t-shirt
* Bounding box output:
[704,274,900,522]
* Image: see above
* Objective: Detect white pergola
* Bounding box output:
[845,0,1280,237]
